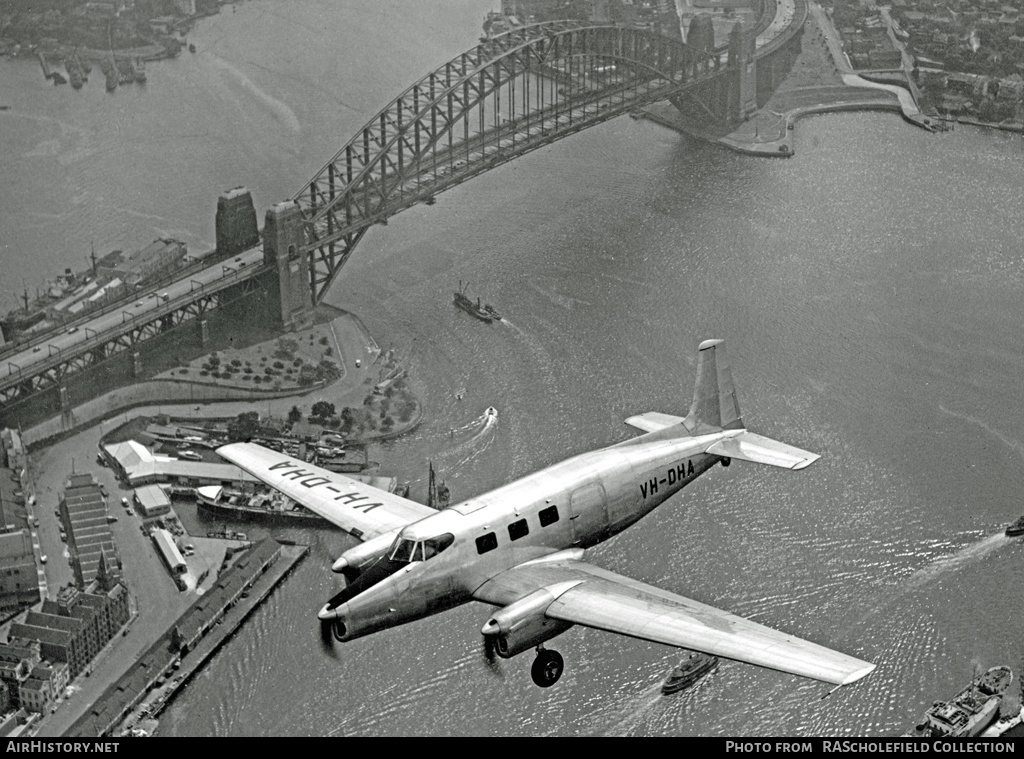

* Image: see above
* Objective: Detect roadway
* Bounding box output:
[1,246,266,389]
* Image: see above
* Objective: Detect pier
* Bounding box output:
[52,539,308,737]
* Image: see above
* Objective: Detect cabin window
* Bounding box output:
[508,519,529,541]
[476,532,498,554]
[539,505,559,527]
[423,533,455,559]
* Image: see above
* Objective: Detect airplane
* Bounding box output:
[218,339,875,689]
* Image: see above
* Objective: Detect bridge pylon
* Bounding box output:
[731,19,758,122]
[263,201,314,331]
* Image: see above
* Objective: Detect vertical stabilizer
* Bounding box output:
[684,339,743,433]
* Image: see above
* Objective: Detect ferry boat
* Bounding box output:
[1006,515,1024,537]
[454,281,493,323]
[907,666,1013,737]
[661,652,718,695]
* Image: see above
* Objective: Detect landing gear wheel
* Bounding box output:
[531,649,564,688]
[720,457,731,467]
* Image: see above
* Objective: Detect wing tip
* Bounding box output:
[841,662,877,686]
[790,453,822,471]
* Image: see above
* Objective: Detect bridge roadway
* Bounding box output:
[0,246,266,399]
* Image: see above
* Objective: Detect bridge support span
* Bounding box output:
[263,201,314,332]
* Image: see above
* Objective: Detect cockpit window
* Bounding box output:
[389,538,417,563]
[389,533,455,563]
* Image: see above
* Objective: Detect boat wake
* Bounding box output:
[903,532,1011,590]
[854,531,1013,629]
[938,404,1024,463]
[206,54,301,133]
[442,408,498,468]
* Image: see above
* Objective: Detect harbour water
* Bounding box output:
[4,0,1024,737]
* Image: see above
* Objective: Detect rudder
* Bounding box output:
[684,339,743,433]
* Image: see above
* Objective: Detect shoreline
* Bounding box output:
[21,309,423,452]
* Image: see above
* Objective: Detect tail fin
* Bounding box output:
[684,339,742,434]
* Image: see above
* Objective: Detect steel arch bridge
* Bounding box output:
[291,21,735,304]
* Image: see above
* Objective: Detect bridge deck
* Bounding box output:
[0,247,267,400]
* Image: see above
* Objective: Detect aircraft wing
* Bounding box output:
[217,442,435,541]
[474,554,874,686]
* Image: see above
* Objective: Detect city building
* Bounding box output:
[103,439,258,488]
[95,239,188,288]
[0,531,40,612]
[151,528,186,589]
[6,582,129,681]
[59,472,121,590]
[133,485,171,518]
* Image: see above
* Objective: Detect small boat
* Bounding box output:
[1006,515,1024,537]
[453,281,492,323]
[484,406,498,420]
[661,652,718,695]
[189,43,196,54]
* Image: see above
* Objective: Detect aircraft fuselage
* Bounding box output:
[327,428,728,642]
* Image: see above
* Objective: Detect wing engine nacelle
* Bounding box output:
[480,582,579,659]
[331,532,396,579]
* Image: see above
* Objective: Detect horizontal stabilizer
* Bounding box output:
[706,431,820,470]
[624,412,687,433]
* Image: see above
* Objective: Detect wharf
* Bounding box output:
[57,540,308,738]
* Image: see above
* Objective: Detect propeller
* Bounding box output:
[319,618,338,659]
[482,634,503,678]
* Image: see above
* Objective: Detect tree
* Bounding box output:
[227,411,260,442]
[287,406,302,425]
[311,400,335,420]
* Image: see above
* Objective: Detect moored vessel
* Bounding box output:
[661,651,718,695]
[197,485,326,525]
[906,666,1013,737]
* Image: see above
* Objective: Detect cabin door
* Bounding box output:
[569,483,608,546]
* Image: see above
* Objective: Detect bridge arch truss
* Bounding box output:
[292,22,725,303]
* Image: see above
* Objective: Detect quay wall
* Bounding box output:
[63,541,308,738]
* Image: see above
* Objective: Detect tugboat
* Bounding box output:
[661,651,718,695]
[1006,515,1024,537]
[906,666,1013,737]
[453,281,493,323]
